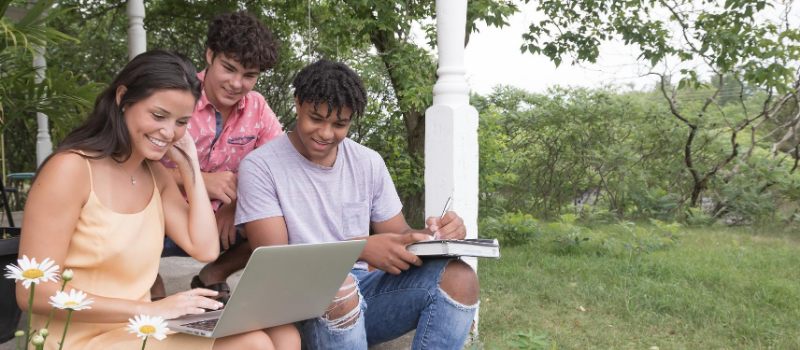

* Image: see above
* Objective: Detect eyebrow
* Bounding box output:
[222,59,260,75]
[221,60,237,71]
[155,107,172,115]
[155,106,190,119]
[310,109,351,122]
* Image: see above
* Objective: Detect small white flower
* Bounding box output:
[126,315,169,341]
[4,255,60,289]
[61,269,74,281]
[31,334,45,346]
[49,289,94,311]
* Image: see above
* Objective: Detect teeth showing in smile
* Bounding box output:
[147,135,167,147]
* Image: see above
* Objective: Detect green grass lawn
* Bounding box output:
[477,226,800,349]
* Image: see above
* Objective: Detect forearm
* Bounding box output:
[18,282,146,324]
[169,167,185,190]
[176,159,219,257]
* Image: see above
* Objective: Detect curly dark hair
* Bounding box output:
[205,12,280,71]
[292,59,367,120]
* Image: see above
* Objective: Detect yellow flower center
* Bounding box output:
[139,325,156,335]
[64,301,79,306]
[22,269,44,279]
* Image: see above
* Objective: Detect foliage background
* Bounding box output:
[3,0,799,225]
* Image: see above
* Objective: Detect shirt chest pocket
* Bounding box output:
[342,201,370,236]
[227,135,256,146]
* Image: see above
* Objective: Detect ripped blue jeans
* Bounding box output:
[296,258,478,350]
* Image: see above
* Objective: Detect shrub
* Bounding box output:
[480,212,542,245]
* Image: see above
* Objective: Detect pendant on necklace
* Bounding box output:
[131,177,136,185]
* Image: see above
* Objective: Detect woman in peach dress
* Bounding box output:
[16,50,299,350]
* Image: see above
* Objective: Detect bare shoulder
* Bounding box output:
[30,151,91,205]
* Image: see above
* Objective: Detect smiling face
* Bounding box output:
[288,99,353,167]
[203,49,260,113]
[118,87,196,161]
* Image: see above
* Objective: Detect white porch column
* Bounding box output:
[425,0,479,265]
[426,0,480,336]
[33,43,52,166]
[127,0,146,60]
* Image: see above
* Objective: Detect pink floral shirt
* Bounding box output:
[161,71,283,209]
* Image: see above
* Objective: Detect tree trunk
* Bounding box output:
[402,113,425,226]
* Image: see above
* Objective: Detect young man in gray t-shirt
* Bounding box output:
[235,59,480,349]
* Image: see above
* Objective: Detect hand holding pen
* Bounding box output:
[432,197,452,239]
[428,197,467,240]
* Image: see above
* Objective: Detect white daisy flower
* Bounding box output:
[4,255,60,289]
[126,315,169,341]
[49,289,94,311]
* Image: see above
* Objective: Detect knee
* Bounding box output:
[438,260,480,306]
[237,330,275,350]
[323,274,361,330]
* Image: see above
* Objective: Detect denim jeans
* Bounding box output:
[297,257,478,350]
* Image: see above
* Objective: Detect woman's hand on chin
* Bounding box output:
[164,132,198,166]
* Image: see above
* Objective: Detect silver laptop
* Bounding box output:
[167,240,366,338]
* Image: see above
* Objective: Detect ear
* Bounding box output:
[206,48,215,66]
[115,85,128,108]
[294,96,300,114]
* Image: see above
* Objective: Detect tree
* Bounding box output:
[38,0,521,224]
[521,0,800,208]
[300,0,519,224]
[1,0,102,173]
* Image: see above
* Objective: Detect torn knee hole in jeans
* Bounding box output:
[438,287,480,311]
[323,279,361,330]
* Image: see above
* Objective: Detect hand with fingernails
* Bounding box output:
[426,211,466,240]
[142,288,224,320]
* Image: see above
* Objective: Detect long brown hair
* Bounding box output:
[37,50,201,176]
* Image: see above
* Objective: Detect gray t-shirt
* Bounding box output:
[235,134,402,269]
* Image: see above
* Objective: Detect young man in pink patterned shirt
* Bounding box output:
[153,12,283,303]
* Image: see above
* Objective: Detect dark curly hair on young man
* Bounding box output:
[292,59,367,120]
[205,12,279,71]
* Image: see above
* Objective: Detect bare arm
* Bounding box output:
[167,167,237,204]
[17,151,222,322]
[167,166,184,188]
[243,216,289,248]
[159,134,219,262]
[359,211,466,274]
[371,211,465,239]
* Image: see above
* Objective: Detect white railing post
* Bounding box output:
[425,0,480,334]
[127,0,146,60]
[426,0,479,264]
[33,43,52,166]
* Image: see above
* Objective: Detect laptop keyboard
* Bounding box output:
[181,318,219,331]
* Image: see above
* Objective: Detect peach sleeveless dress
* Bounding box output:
[31,155,215,349]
